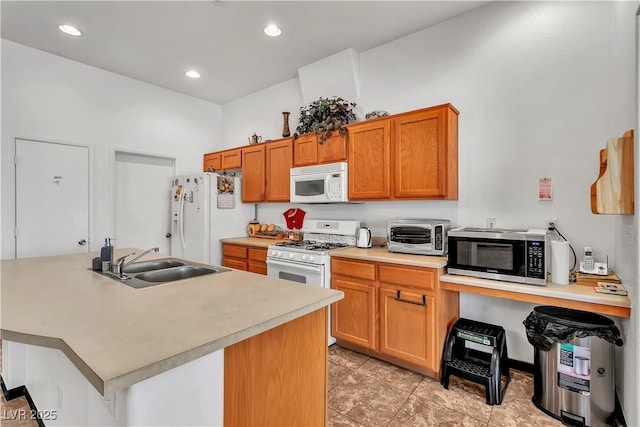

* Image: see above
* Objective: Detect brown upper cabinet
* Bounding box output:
[203,148,242,173]
[242,144,266,203]
[347,103,458,201]
[243,137,293,203]
[265,138,293,202]
[347,119,392,200]
[222,148,242,170]
[203,152,221,173]
[293,132,347,167]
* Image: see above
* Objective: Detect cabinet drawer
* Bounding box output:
[248,247,267,262]
[248,262,267,275]
[332,258,376,281]
[223,244,247,259]
[223,258,248,271]
[379,264,435,290]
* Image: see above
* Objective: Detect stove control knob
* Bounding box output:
[271,250,277,256]
[309,255,314,262]
[302,254,308,261]
[277,251,282,257]
[289,253,295,259]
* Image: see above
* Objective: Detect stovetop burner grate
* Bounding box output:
[275,240,349,251]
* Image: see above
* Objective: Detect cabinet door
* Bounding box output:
[379,285,434,369]
[265,139,293,202]
[203,153,222,173]
[394,108,456,199]
[242,145,266,202]
[331,277,377,350]
[318,132,347,164]
[222,149,242,170]
[347,119,392,200]
[293,134,318,167]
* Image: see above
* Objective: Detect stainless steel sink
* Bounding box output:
[122,258,186,274]
[136,266,223,283]
[94,258,230,289]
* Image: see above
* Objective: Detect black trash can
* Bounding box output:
[523,306,623,427]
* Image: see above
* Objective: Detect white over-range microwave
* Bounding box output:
[290,162,348,203]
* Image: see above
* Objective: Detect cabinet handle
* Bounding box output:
[395,290,426,306]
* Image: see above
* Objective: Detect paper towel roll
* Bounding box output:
[551,240,570,285]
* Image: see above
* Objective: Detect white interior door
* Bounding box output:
[114,152,174,254]
[15,139,90,258]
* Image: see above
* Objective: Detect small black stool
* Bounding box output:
[440,318,511,405]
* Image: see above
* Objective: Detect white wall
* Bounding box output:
[1,39,222,259]
[221,2,638,423]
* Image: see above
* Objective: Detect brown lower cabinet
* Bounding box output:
[331,256,458,377]
[222,243,267,275]
[379,285,434,369]
[225,307,327,426]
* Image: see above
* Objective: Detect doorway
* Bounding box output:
[114,151,175,254]
[15,139,90,258]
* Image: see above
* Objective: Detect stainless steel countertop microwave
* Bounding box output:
[387,219,451,256]
[447,227,548,286]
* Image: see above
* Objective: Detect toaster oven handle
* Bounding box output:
[395,290,426,306]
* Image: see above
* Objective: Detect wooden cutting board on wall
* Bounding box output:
[590,129,634,214]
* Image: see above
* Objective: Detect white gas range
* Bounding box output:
[266,219,360,345]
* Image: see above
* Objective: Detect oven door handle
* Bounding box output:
[266,258,323,273]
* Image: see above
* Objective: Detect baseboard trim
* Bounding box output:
[1,374,45,427]
[508,358,534,374]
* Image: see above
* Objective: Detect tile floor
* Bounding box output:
[328,345,564,427]
[0,343,614,427]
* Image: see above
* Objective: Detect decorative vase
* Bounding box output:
[281,112,291,138]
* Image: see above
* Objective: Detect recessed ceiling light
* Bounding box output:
[185,70,201,79]
[264,24,282,37]
[58,24,82,36]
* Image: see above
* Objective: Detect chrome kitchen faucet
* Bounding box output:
[111,247,159,278]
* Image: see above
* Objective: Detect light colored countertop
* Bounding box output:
[0,249,343,395]
[217,237,629,317]
[331,247,448,268]
[440,274,631,318]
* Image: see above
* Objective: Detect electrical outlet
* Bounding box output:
[102,393,116,417]
[546,217,558,230]
[486,217,496,228]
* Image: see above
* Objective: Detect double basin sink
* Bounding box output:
[98,258,230,289]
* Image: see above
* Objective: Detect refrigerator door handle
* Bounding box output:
[179,193,186,250]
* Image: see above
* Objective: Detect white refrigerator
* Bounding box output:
[170,174,211,263]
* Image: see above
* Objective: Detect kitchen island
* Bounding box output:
[1,249,342,426]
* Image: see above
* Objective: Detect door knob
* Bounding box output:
[78,239,87,245]
[166,233,172,238]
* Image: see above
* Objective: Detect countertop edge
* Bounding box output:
[330,248,447,268]
[1,330,105,395]
[440,274,631,309]
[3,292,343,395]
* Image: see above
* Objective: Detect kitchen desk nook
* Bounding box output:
[0,249,343,426]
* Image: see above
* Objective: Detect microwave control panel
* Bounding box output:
[526,240,546,279]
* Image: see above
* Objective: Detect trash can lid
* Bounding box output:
[524,305,623,350]
[533,306,615,329]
